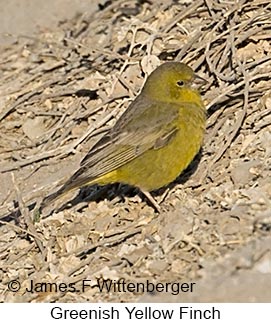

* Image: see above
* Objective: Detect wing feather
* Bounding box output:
[79,98,181,180]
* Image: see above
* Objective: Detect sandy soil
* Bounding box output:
[0,0,100,45]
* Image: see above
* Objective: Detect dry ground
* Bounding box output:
[0,0,271,302]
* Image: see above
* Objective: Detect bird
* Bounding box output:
[41,61,206,212]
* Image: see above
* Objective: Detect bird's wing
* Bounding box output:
[79,97,180,180]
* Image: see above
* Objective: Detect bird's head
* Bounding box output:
[141,62,206,105]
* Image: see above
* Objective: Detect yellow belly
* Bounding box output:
[95,116,205,191]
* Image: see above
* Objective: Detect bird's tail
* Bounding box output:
[40,182,75,209]
[40,169,98,210]
[41,174,83,209]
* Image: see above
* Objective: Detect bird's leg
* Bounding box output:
[141,189,161,213]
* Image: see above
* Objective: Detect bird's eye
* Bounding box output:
[177,80,184,87]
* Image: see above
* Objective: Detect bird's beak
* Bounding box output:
[192,74,208,90]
